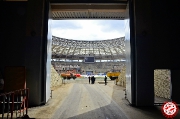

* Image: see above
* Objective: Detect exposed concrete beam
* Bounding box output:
[52,9,125,12]
[51,4,126,11]
[50,0,128,4]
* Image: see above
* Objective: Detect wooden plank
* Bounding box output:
[4,66,26,92]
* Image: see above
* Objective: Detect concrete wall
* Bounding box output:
[0,1,51,106]
[132,0,154,106]
[151,1,180,104]
[130,0,180,106]
[0,2,26,70]
[171,70,180,104]
[26,0,52,106]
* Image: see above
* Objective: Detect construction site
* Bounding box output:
[0,0,180,119]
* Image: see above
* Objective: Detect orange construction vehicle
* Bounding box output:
[60,69,81,80]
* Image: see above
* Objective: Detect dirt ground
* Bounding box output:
[27,78,180,119]
[28,83,73,119]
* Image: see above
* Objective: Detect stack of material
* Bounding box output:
[51,65,62,90]
[154,69,171,99]
[117,66,126,87]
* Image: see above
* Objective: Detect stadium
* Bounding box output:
[51,35,126,77]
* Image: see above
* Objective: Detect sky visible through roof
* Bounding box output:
[51,20,125,40]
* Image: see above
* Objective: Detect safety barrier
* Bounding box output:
[0,88,29,119]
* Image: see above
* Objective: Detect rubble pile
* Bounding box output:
[51,65,62,89]
[117,66,126,87]
[154,69,171,99]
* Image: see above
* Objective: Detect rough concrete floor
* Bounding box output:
[27,78,180,119]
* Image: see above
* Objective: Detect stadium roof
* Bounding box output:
[52,36,125,60]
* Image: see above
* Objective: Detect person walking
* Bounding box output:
[104,76,107,85]
[91,76,95,84]
[88,76,91,84]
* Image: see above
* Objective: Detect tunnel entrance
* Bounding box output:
[49,2,128,100]
[48,0,133,107]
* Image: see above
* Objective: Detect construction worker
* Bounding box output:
[104,76,107,85]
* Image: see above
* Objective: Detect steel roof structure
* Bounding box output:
[52,36,125,61]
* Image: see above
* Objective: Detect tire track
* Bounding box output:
[52,84,83,119]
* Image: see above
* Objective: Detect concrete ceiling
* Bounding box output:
[2,0,128,19]
[51,3,127,19]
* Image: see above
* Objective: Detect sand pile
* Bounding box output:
[117,66,126,87]
[51,65,63,90]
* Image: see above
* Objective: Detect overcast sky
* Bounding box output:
[51,20,125,40]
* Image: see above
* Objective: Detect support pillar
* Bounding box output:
[25,0,50,106]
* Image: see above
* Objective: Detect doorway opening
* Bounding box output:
[48,4,130,114]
